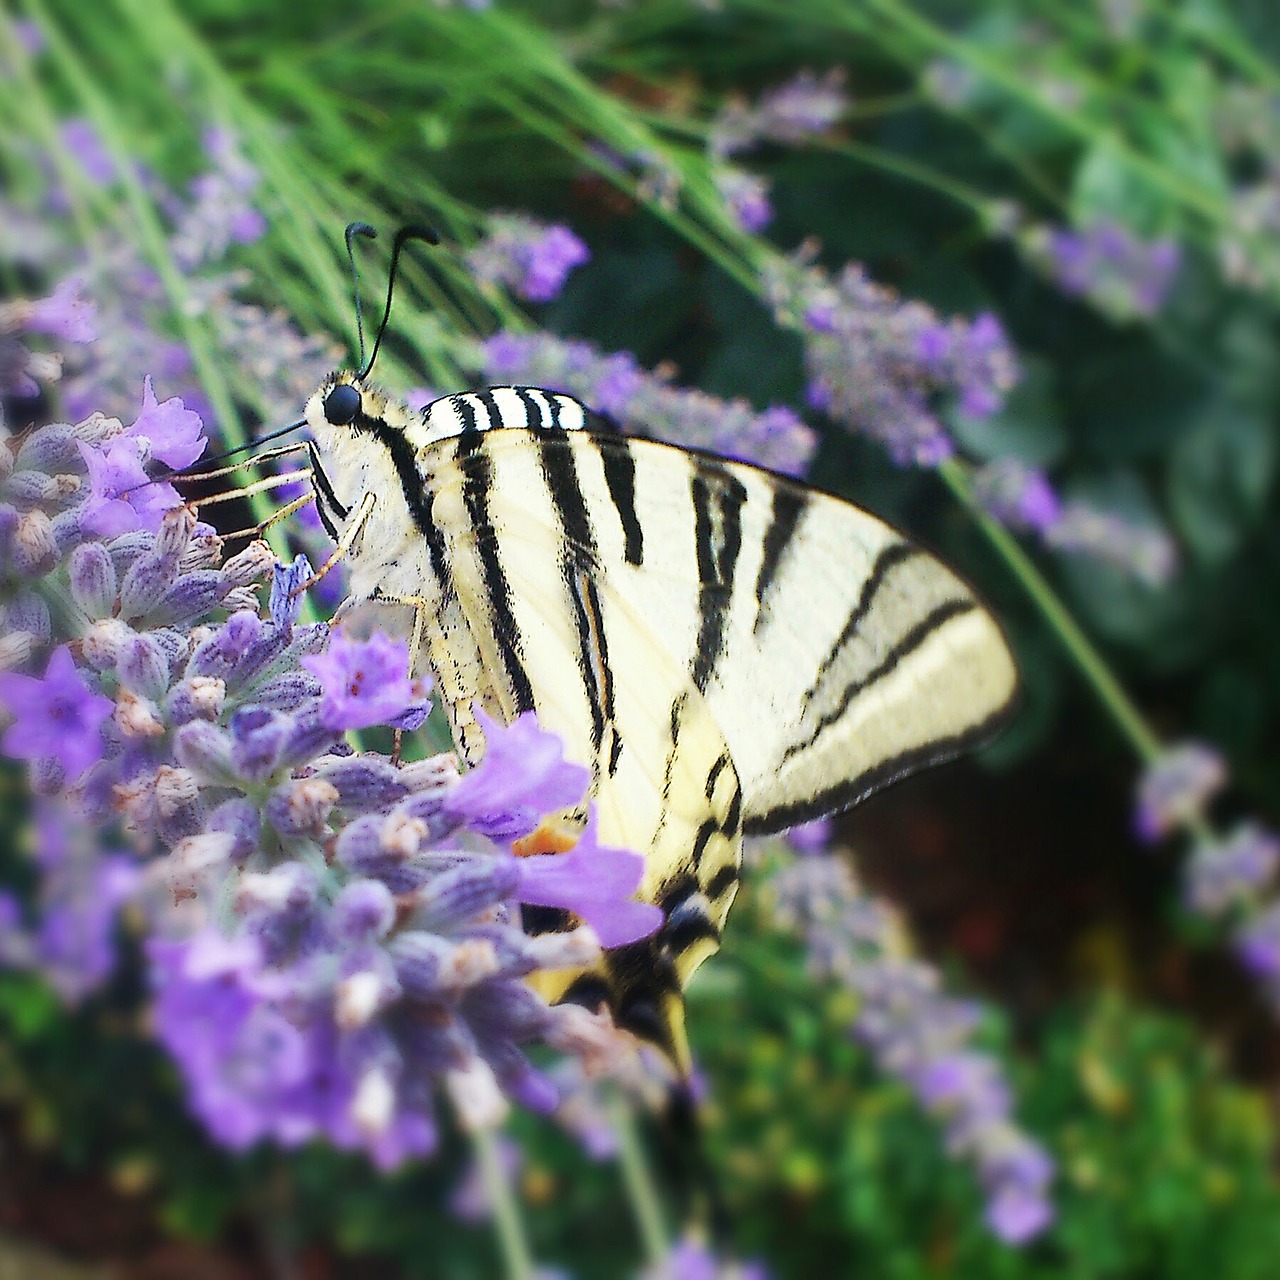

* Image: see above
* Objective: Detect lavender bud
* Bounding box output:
[118,549,180,620]
[446,1061,508,1132]
[0,438,12,481]
[68,542,118,618]
[173,720,239,787]
[117,633,171,701]
[165,675,226,725]
[148,627,191,676]
[147,570,226,628]
[155,765,203,844]
[5,589,51,644]
[154,505,196,560]
[336,966,401,1031]
[237,860,319,918]
[106,529,155,574]
[351,1068,397,1138]
[207,797,262,864]
[13,509,57,576]
[334,879,397,945]
[114,689,166,739]
[251,671,322,711]
[221,586,260,614]
[0,504,17,561]
[180,534,223,573]
[319,756,411,813]
[0,630,35,671]
[269,554,311,630]
[228,705,290,781]
[81,618,133,671]
[266,776,339,838]
[15,421,79,473]
[30,756,65,796]
[221,540,275,589]
[7,469,60,508]
[390,932,500,998]
[399,754,460,795]
[277,703,343,770]
[417,858,521,930]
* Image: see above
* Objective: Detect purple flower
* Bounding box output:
[466,215,590,304]
[1133,742,1227,843]
[77,436,183,537]
[643,1239,771,1280]
[516,809,663,947]
[59,118,117,186]
[301,631,430,732]
[0,645,113,779]
[973,459,1063,533]
[713,167,773,233]
[445,709,589,841]
[126,375,207,470]
[1185,824,1280,918]
[710,69,848,158]
[270,554,312,631]
[25,276,97,344]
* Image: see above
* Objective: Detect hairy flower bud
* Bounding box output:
[0,630,35,671]
[220,539,275,588]
[165,675,226,725]
[114,689,166,739]
[173,720,239,787]
[118,548,180,620]
[206,797,262,865]
[4,588,51,645]
[319,756,411,813]
[117,633,171,701]
[266,776,339,838]
[147,569,226,628]
[13,509,57,576]
[68,542,118,618]
[7,468,60,509]
[81,618,133,671]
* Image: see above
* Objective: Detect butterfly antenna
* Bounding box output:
[344,221,378,370]
[357,222,441,381]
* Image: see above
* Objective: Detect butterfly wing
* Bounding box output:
[413,424,1017,1062]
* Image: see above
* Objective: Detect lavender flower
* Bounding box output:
[170,128,267,271]
[1023,220,1181,320]
[301,630,430,731]
[1044,499,1178,587]
[641,1238,770,1280]
[972,459,1062,533]
[1185,824,1280,918]
[710,70,848,158]
[767,846,1053,1244]
[1133,741,1227,843]
[479,331,816,476]
[0,645,114,779]
[0,404,660,1166]
[764,252,1016,467]
[712,166,773,234]
[466,214,590,304]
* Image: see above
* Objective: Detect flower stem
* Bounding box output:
[608,1093,669,1268]
[471,1125,537,1280]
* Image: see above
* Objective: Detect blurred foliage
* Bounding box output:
[2,0,1280,1274]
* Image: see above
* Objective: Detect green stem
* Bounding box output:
[609,1093,668,1267]
[471,1126,537,1280]
[938,459,1162,764]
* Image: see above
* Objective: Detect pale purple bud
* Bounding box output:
[237,860,319,918]
[333,878,397,943]
[269,554,311,630]
[118,548,179,620]
[266,776,339,838]
[15,422,80,473]
[251,671,322,711]
[318,756,411,813]
[220,586,260,614]
[114,689,166,739]
[228,705,291,781]
[81,618,133,671]
[7,469,62,508]
[336,959,401,1030]
[148,570,227,628]
[207,797,261,864]
[155,504,196,561]
[165,675,226,725]
[446,1060,508,1132]
[154,765,203,843]
[30,756,65,795]
[416,858,521,930]
[389,932,501,998]
[68,542,118,618]
[5,588,50,644]
[13,509,57,576]
[0,631,35,672]
[173,720,239,787]
[180,535,224,573]
[148,627,190,676]
[0,439,12,482]
[219,539,275,589]
[116,633,171,701]
[276,704,344,769]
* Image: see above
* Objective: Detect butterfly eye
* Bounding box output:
[323,383,362,425]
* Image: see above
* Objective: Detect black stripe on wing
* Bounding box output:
[690,463,747,693]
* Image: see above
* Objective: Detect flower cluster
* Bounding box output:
[1133,741,1227,843]
[0,406,662,1167]
[711,166,773,234]
[767,847,1054,1245]
[709,69,848,159]
[763,251,1017,467]
[466,213,591,304]
[479,331,816,476]
[1021,220,1181,320]
[641,1238,769,1280]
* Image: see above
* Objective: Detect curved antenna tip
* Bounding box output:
[345,220,377,244]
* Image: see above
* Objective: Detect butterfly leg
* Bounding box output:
[368,589,432,765]
[291,491,377,596]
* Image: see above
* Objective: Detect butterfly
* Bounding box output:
[247,226,1019,1072]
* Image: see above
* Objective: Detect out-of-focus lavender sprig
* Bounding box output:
[1133,742,1227,844]
[711,166,773,234]
[763,250,1017,468]
[639,1236,770,1279]
[466,213,590,304]
[0,404,663,1167]
[479,332,816,476]
[709,69,848,159]
[766,841,1054,1246]
[1021,220,1181,321]
[972,458,1180,587]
